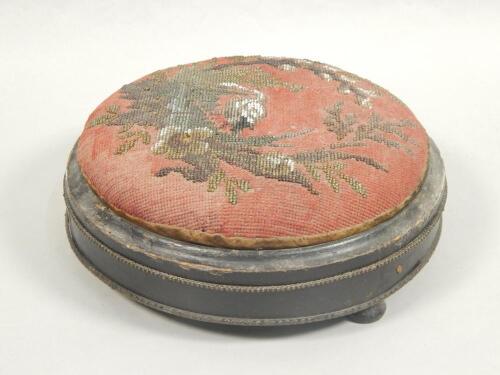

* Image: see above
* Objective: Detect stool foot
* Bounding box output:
[347,301,386,324]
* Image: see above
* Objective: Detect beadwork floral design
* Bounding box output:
[89,57,417,204]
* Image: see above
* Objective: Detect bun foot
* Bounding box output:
[347,301,386,324]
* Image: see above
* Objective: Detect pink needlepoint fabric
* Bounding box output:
[77,56,428,249]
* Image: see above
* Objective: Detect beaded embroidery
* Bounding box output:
[77,56,428,248]
[85,57,417,204]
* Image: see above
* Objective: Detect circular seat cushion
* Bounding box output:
[77,56,428,249]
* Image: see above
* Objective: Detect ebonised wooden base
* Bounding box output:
[64,140,446,327]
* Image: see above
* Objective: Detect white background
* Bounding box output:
[1,1,499,374]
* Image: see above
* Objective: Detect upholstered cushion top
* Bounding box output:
[77,56,428,249]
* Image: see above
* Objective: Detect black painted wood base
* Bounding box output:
[63,140,447,326]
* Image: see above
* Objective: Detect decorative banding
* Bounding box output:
[66,185,445,294]
[66,212,441,326]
